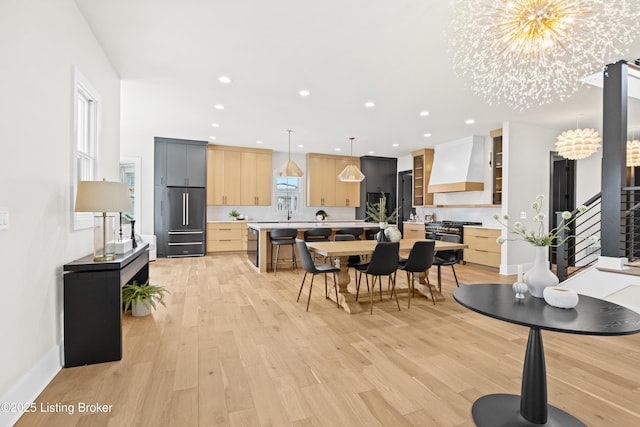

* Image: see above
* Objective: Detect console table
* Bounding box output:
[63,243,149,367]
[453,283,640,427]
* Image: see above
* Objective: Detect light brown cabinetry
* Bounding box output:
[411,148,434,207]
[490,129,503,205]
[307,153,360,207]
[403,222,425,239]
[207,222,247,253]
[240,151,272,206]
[464,227,501,268]
[207,145,272,206]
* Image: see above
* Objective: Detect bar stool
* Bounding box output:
[335,228,363,240]
[269,228,298,275]
[364,227,380,240]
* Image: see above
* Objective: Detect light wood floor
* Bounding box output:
[17,255,640,426]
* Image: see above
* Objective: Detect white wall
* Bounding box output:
[0,0,120,420]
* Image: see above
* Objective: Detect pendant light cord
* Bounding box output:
[287,130,293,161]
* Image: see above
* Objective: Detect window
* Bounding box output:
[275,177,300,213]
[72,67,101,230]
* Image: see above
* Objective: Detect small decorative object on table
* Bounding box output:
[384,226,402,242]
[315,209,328,221]
[543,286,579,309]
[512,264,528,299]
[495,194,595,298]
[365,192,399,229]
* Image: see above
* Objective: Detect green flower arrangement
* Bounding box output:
[494,194,592,247]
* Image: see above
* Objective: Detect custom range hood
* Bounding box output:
[427,135,485,193]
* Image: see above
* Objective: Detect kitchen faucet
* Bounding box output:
[287,208,292,221]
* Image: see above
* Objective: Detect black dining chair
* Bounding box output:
[269,228,298,275]
[335,228,363,240]
[304,228,332,261]
[399,240,436,308]
[355,241,400,314]
[433,233,462,290]
[295,239,340,311]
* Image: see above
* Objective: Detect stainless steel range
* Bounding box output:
[425,220,482,242]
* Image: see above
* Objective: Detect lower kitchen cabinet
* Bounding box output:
[403,222,425,239]
[464,227,501,268]
[207,222,247,253]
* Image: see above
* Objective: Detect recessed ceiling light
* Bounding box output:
[419,111,430,116]
[215,104,224,110]
[297,144,303,148]
[211,123,220,127]
[369,151,375,154]
[423,133,432,137]
[364,101,375,108]
[299,89,310,97]
[335,148,341,151]
[392,143,399,147]
[218,76,232,84]
[256,140,263,144]
[209,136,217,140]
[465,118,475,124]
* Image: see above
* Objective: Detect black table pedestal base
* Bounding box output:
[472,394,586,427]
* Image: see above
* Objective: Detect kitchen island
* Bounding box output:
[247,221,380,273]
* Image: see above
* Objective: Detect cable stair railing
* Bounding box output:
[555,192,601,282]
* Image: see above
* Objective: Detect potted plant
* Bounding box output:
[122,280,168,317]
[366,193,399,228]
[315,209,329,221]
[229,209,241,220]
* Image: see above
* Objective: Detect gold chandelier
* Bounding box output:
[451,0,639,110]
[555,128,601,160]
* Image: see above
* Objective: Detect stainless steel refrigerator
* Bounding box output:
[165,187,205,257]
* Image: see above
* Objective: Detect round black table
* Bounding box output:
[453,283,640,427]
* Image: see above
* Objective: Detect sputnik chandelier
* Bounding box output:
[450,0,639,110]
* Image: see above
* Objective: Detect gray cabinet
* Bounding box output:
[165,142,207,187]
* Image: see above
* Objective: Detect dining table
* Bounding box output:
[307,238,467,313]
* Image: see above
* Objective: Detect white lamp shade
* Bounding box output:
[555,128,602,160]
[75,180,131,213]
[338,164,365,182]
[277,160,304,178]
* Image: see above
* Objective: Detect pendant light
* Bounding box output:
[338,137,365,182]
[555,115,601,160]
[278,129,303,177]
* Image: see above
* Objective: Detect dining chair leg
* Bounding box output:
[297,272,308,302]
[292,245,298,273]
[437,265,442,292]
[369,275,374,315]
[306,275,315,312]
[355,272,360,301]
[333,272,339,308]
[391,273,400,311]
[274,245,281,275]
[407,272,412,309]
[424,270,436,305]
[324,273,328,299]
[379,276,383,301]
[451,265,459,287]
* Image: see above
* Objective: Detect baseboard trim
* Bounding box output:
[0,344,62,426]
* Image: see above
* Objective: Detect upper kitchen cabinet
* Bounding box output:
[490,128,503,205]
[411,148,434,207]
[155,137,207,187]
[307,153,360,207]
[240,150,272,206]
[207,146,241,205]
[335,157,361,207]
[207,145,272,206]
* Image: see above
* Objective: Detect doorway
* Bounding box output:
[549,153,576,264]
[398,170,413,234]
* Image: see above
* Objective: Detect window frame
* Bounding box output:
[71,66,102,230]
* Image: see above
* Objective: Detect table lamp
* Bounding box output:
[75,179,130,261]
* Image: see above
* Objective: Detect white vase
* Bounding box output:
[132,299,152,317]
[379,222,387,229]
[524,246,559,298]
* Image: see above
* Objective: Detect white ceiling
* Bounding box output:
[74,0,640,158]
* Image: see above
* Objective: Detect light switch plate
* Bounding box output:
[519,211,527,219]
[0,208,9,230]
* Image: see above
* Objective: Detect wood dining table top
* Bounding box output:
[306,238,467,257]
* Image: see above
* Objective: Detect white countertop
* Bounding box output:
[246,221,380,230]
